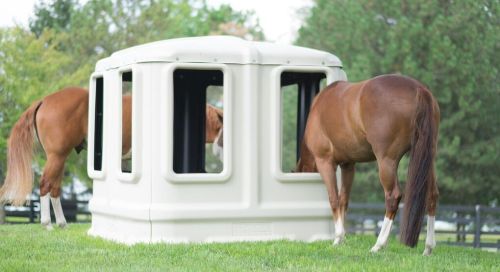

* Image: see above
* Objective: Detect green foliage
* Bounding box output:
[0,0,263,188]
[29,0,77,37]
[1,224,499,271]
[296,0,500,205]
[29,0,263,61]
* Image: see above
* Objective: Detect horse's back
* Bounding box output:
[36,87,89,154]
[360,74,422,116]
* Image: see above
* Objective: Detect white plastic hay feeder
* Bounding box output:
[87,36,347,244]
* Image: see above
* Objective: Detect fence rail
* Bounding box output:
[3,199,90,224]
[2,200,499,250]
[346,203,500,250]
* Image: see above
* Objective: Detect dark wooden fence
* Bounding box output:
[3,199,91,224]
[346,203,500,250]
[2,200,499,250]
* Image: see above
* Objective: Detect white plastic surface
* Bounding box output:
[88,36,347,244]
[95,36,342,70]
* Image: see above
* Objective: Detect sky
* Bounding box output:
[0,0,313,44]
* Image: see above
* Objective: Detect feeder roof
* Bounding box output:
[95,36,342,71]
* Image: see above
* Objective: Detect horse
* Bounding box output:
[296,74,440,255]
[0,87,224,230]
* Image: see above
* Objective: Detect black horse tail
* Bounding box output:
[400,87,438,247]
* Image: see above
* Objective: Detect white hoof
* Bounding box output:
[333,236,345,246]
[42,222,53,231]
[58,221,68,229]
[370,244,383,253]
[423,246,433,256]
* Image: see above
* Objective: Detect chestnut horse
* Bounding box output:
[0,87,224,230]
[296,74,440,255]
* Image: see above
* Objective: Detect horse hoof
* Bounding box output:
[422,247,433,256]
[43,224,54,231]
[333,237,345,246]
[370,245,382,253]
[58,222,68,229]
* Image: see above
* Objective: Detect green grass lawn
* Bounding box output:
[0,224,498,272]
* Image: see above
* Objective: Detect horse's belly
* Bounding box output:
[332,138,375,163]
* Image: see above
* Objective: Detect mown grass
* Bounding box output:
[0,224,498,272]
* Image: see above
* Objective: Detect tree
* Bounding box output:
[27,0,264,84]
[296,0,499,205]
[29,0,77,37]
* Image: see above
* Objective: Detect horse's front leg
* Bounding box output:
[334,163,355,245]
[315,158,344,246]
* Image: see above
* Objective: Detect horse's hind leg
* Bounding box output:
[423,169,439,256]
[370,157,402,253]
[39,154,68,229]
[51,190,67,228]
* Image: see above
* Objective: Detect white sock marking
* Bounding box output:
[40,195,52,230]
[335,218,345,238]
[212,131,224,162]
[122,148,132,160]
[51,196,67,228]
[333,218,346,245]
[371,217,393,252]
[423,215,436,255]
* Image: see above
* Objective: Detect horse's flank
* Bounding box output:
[36,87,89,157]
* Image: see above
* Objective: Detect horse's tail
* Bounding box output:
[400,87,438,247]
[0,101,42,206]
